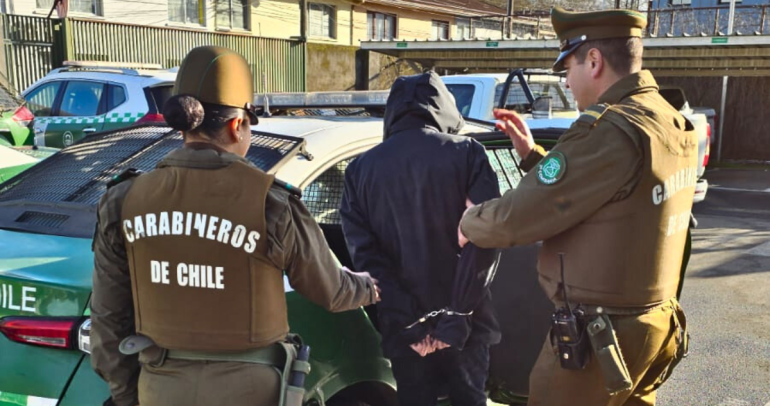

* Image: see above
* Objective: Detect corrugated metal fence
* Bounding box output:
[0,14,306,93]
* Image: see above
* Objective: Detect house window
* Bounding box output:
[169,0,204,25]
[456,17,472,39]
[669,0,692,5]
[309,3,336,39]
[37,0,103,15]
[432,20,449,40]
[367,12,396,40]
[216,0,249,30]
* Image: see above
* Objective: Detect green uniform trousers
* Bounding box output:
[138,358,281,406]
[528,301,686,406]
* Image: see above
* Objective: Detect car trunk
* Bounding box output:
[0,229,92,406]
[0,124,308,405]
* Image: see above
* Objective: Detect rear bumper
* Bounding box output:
[694,178,708,204]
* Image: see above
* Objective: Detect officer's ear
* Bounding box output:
[587,48,604,79]
[228,116,245,143]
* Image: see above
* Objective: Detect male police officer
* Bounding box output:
[90,46,379,406]
[459,8,694,406]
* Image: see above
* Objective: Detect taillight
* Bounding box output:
[0,316,82,349]
[704,123,711,167]
[135,113,165,124]
[11,105,34,127]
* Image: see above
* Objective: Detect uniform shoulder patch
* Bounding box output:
[536,151,567,185]
[106,168,142,189]
[273,178,303,198]
[577,103,610,126]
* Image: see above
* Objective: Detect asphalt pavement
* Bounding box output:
[657,168,770,406]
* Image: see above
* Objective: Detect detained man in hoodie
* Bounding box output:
[340,72,502,406]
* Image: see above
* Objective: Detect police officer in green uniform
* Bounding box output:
[458,8,694,406]
[90,46,380,406]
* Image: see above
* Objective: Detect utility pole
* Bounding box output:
[717,0,736,162]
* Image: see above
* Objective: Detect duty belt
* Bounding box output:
[168,345,285,366]
[554,298,676,317]
[119,335,285,366]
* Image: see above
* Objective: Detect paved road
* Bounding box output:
[658,171,770,406]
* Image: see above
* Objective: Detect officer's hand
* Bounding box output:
[458,198,474,248]
[343,268,381,302]
[493,108,535,160]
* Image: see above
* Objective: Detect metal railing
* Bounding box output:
[0,14,306,93]
[0,15,62,91]
[646,5,770,37]
[64,18,306,93]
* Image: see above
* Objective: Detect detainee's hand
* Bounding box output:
[493,108,535,159]
[410,336,435,357]
[430,336,451,351]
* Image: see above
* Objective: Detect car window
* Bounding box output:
[25,81,62,117]
[149,85,174,113]
[486,147,524,193]
[302,157,355,225]
[59,81,104,117]
[445,84,475,117]
[494,82,576,113]
[108,84,127,111]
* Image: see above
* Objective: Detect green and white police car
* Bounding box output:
[22,61,174,149]
[0,92,623,405]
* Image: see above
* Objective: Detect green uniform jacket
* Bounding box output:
[90,146,377,406]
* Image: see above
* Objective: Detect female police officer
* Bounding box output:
[90,46,380,406]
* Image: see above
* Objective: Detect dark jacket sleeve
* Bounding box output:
[340,164,430,346]
[265,188,376,312]
[432,141,502,349]
[90,181,139,406]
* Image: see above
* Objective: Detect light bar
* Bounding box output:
[254,91,390,108]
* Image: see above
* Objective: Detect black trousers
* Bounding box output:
[390,344,489,406]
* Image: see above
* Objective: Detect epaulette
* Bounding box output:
[273,178,302,198]
[106,168,142,188]
[577,103,610,127]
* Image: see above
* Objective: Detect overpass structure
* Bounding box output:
[360,34,770,77]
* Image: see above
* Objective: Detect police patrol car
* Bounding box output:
[22,61,175,148]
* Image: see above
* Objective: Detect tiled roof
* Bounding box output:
[367,0,507,16]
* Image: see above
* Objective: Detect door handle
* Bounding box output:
[83,128,97,133]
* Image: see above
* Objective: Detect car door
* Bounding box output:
[25,80,65,147]
[44,80,106,148]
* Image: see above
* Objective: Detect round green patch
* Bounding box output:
[537,151,566,185]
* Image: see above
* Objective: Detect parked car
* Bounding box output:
[22,61,174,148]
[0,80,34,147]
[0,102,556,405]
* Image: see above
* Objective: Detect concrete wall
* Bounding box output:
[307,43,420,91]
[657,76,770,162]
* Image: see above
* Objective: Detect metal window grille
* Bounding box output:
[302,158,354,225]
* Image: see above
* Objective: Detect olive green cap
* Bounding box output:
[174,46,258,123]
[551,7,647,72]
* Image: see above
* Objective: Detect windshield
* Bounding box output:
[445,84,476,117]
[494,80,577,113]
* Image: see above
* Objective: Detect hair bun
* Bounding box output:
[163,95,204,131]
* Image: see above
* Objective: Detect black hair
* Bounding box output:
[163,94,247,142]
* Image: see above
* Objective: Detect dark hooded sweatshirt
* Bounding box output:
[340,72,502,358]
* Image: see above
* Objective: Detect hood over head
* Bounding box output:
[383,72,465,140]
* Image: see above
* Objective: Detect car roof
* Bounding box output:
[23,69,176,94]
[260,115,494,186]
